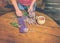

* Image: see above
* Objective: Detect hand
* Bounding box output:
[28,6,33,13]
[16,10,23,16]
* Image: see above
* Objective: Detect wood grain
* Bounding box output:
[0,12,60,43]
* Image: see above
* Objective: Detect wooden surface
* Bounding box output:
[0,11,60,43]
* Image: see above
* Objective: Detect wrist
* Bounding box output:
[30,5,33,8]
[16,9,21,12]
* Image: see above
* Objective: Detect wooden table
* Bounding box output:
[0,11,60,43]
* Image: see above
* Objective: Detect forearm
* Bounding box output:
[30,0,36,7]
[11,0,20,11]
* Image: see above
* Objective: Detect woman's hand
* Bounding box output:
[28,6,33,13]
[16,10,23,16]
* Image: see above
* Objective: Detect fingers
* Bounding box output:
[28,9,30,13]
[16,11,23,16]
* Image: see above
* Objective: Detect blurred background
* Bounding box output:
[0,0,60,25]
